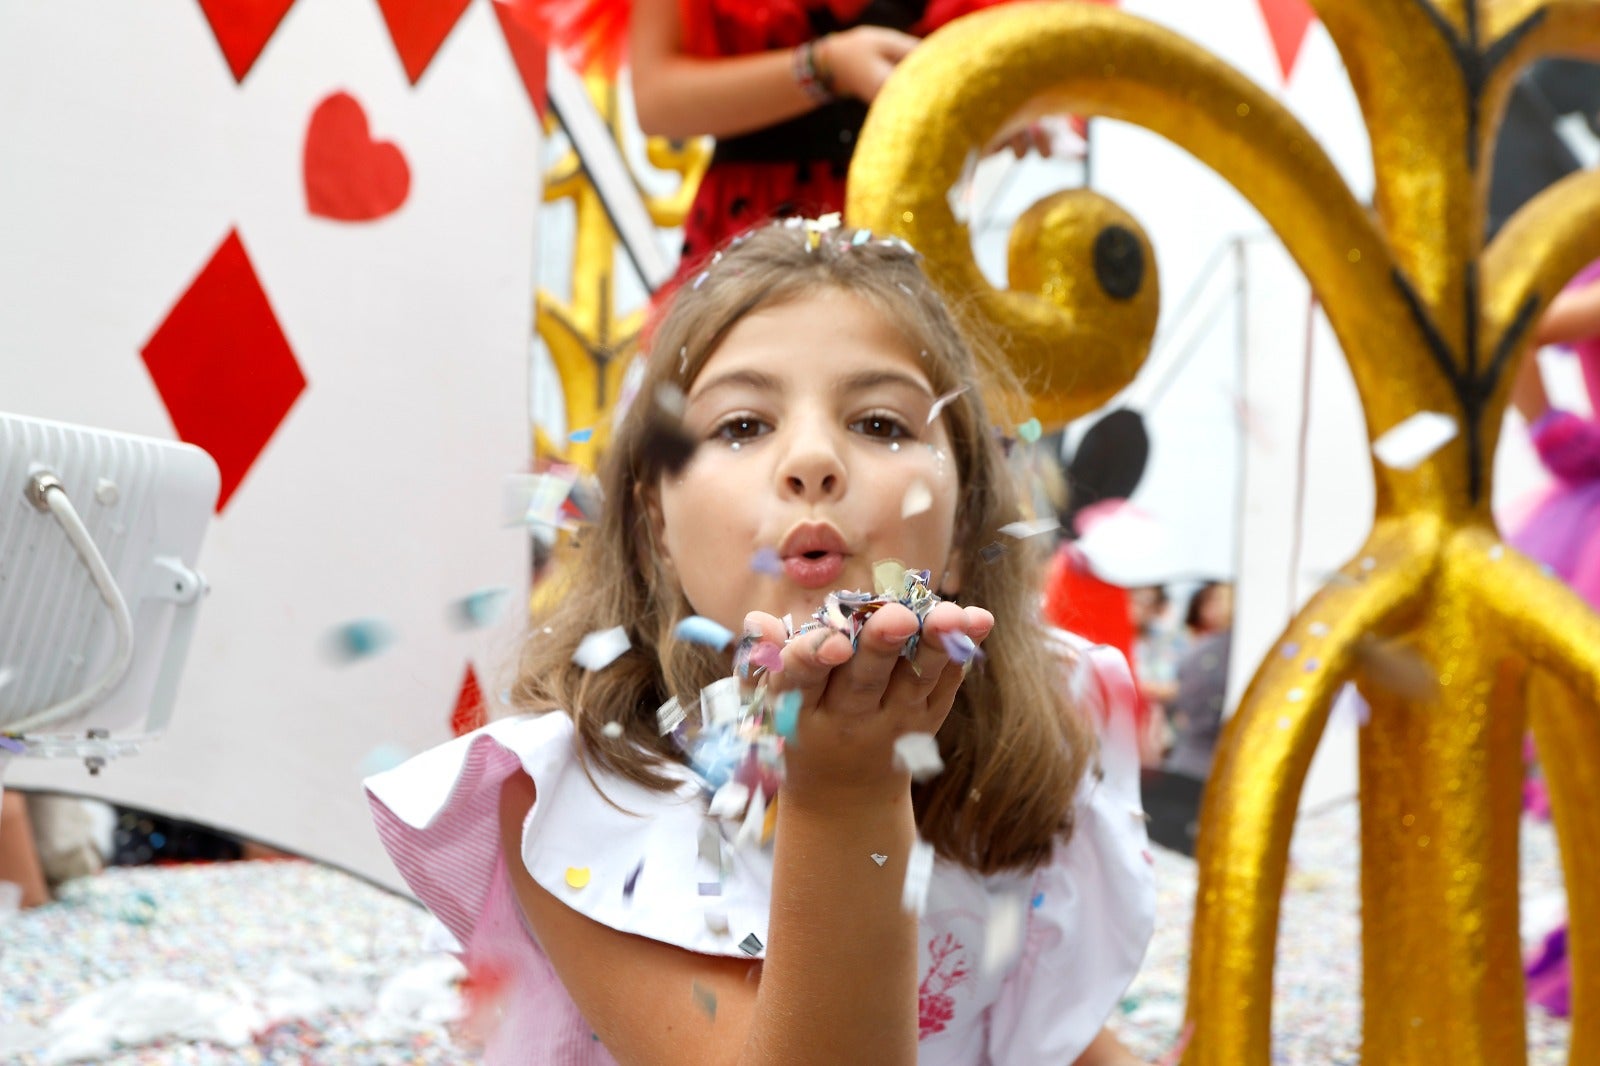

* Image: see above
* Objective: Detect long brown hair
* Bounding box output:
[509,221,1094,874]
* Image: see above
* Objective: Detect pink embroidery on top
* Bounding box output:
[918,932,971,1039]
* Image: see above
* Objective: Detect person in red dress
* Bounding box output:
[535,0,1062,287]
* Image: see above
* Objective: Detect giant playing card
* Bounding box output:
[0,0,544,889]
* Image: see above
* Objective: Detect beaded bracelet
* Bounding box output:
[793,37,837,103]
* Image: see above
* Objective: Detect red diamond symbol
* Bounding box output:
[451,662,487,736]
[1258,0,1316,82]
[195,0,299,82]
[375,0,475,85]
[141,229,306,513]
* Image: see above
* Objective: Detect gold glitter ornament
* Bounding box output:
[847,2,1600,1063]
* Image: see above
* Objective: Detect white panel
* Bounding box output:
[0,0,540,889]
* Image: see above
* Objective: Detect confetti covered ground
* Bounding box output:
[1106,800,1573,1064]
[0,802,1572,1064]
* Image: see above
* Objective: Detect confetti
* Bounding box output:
[708,781,751,819]
[458,958,512,1041]
[871,853,888,866]
[773,689,802,739]
[573,627,631,671]
[0,735,25,753]
[1372,411,1458,470]
[704,909,730,936]
[901,480,933,518]
[1279,641,1301,659]
[326,618,396,662]
[893,733,945,782]
[981,892,1026,976]
[623,860,644,900]
[926,387,968,425]
[1354,636,1437,700]
[639,386,698,477]
[750,547,783,575]
[451,587,512,629]
[656,696,686,735]
[747,642,785,674]
[511,469,580,530]
[736,785,767,850]
[998,517,1060,540]
[358,743,412,778]
[939,631,981,665]
[601,721,624,739]
[902,839,935,917]
[564,867,590,890]
[979,542,1007,564]
[568,427,594,443]
[700,676,743,728]
[738,933,764,956]
[691,981,717,1019]
[1016,417,1043,443]
[675,615,735,651]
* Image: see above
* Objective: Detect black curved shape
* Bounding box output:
[1094,225,1144,301]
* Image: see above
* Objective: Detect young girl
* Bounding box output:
[367,220,1155,1064]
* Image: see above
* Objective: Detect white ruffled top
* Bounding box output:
[366,632,1155,1065]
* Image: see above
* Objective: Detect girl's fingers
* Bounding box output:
[885,603,990,710]
[819,604,920,715]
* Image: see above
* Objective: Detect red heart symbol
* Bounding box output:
[303,91,410,222]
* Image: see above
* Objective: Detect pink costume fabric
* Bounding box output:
[1508,259,1600,1019]
[1509,259,1600,611]
[366,631,1154,1064]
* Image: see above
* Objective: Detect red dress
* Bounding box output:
[671,0,1018,284]
[525,0,1021,286]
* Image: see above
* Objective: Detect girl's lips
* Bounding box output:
[783,552,846,589]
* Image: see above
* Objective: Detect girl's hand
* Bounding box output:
[745,601,993,811]
[818,27,919,103]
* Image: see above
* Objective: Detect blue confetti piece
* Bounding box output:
[1279,641,1300,659]
[0,736,24,753]
[359,742,413,778]
[774,689,802,739]
[675,615,735,651]
[1016,417,1043,443]
[623,859,644,901]
[940,631,981,665]
[329,618,396,661]
[750,547,783,576]
[689,730,746,789]
[569,427,594,443]
[454,587,513,629]
[1032,891,1045,909]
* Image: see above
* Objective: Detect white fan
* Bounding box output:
[1,412,217,769]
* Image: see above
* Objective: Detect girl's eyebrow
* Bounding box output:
[688,367,934,405]
[835,369,934,398]
[688,367,781,402]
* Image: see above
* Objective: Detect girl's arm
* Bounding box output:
[1511,350,1550,424]
[501,600,991,1066]
[1534,278,1600,347]
[629,0,916,140]
[1071,1026,1148,1065]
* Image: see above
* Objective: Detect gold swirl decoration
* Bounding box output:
[847,2,1600,1063]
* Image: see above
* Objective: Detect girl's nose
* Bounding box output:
[776,426,847,502]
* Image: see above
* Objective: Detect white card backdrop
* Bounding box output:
[1,0,540,889]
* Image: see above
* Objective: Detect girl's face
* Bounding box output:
[649,291,963,633]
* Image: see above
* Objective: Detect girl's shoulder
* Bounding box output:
[366,712,779,960]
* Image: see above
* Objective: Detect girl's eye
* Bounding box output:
[713,416,770,443]
[850,413,912,440]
